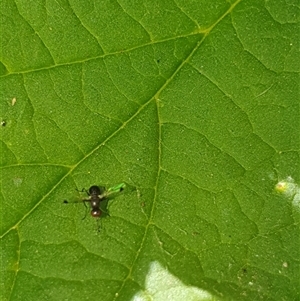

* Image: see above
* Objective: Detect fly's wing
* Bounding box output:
[63,199,88,207]
[63,189,89,207]
[63,199,88,216]
[63,192,90,220]
[100,183,127,200]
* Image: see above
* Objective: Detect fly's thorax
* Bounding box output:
[90,199,100,208]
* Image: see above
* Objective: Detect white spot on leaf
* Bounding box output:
[131,261,217,301]
[275,176,300,211]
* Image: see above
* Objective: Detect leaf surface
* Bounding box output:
[1,0,299,300]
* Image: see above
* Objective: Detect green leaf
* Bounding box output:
[1,0,299,300]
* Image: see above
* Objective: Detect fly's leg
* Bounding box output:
[81,199,89,220]
[76,188,90,196]
[96,218,101,233]
[100,207,110,216]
